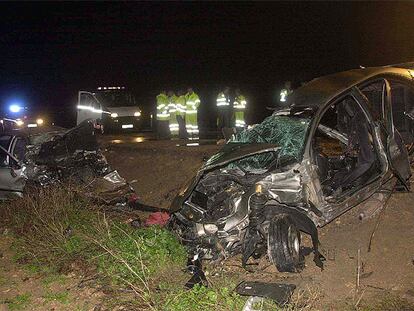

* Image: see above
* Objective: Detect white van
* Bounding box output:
[76,87,142,133]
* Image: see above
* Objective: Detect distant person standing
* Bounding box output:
[233,89,247,132]
[216,87,232,139]
[156,90,170,139]
[279,81,293,105]
[168,91,179,138]
[185,88,201,140]
[176,90,187,139]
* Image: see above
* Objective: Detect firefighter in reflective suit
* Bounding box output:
[168,91,179,138]
[280,81,293,104]
[234,89,247,131]
[217,87,232,139]
[176,90,187,139]
[185,88,201,140]
[156,91,170,139]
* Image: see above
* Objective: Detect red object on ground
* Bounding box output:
[128,193,139,204]
[145,212,170,227]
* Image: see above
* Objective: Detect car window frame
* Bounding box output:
[384,77,414,134]
[10,136,27,164]
[308,88,376,160]
[308,88,384,198]
[357,78,387,124]
[0,135,13,167]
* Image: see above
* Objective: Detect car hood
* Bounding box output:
[170,143,280,213]
[202,143,280,171]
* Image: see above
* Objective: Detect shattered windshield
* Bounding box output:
[227,115,311,172]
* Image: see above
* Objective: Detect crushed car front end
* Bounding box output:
[170,115,324,271]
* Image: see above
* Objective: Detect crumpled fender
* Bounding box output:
[265,204,325,269]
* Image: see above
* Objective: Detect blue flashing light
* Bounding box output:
[9,104,22,113]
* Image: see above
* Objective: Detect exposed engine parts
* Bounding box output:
[171,66,414,273]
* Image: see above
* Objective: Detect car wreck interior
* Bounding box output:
[361,79,414,151]
[314,95,382,199]
[390,80,414,149]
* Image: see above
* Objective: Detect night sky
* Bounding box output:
[1,2,414,127]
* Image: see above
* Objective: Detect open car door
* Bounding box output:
[384,80,412,189]
[0,136,26,198]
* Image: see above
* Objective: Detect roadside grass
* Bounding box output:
[0,274,7,286]
[0,185,323,310]
[356,293,414,311]
[42,290,70,304]
[160,283,322,311]
[0,185,206,309]
[4,293,31,310]
[41,273,67,287]
[162,284,245,311]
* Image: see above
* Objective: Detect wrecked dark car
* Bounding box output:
[0,120,132,202]
[170,65,414,272]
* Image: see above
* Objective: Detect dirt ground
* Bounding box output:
[0,235,106,311]
[103,136,414,309]
[102,136,220,209]
[1,135,413,310]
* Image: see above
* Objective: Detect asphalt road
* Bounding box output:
[99,132,219,148]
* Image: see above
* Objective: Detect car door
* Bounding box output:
[76,91,103,125]
[387,78,414,153]
[0,135,26,198]
[384,79,412,189]
[312,90,385,222]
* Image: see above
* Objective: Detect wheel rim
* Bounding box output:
[288,225,300,259]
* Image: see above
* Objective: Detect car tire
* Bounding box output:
[267,214,301,272]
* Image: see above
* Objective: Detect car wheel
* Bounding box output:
[267,214,301,272]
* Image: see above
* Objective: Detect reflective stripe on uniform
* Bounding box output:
[186,124,199,133]
[216,94,229,106]
[156,93,170,120]
[157,111,170,119]
[176,105,186,113]
[280,89,288,102]
[168,101,177,113]
[157,112,170,117]
[157,104,166,109]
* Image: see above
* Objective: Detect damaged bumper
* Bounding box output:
[170,116,324,272]
[0,119,133,203]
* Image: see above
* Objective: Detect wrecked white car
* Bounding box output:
[0,120,132,202]
[170,65,414,272]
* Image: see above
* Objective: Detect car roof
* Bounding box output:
[287,66,413,111]
[387,61,414,70]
